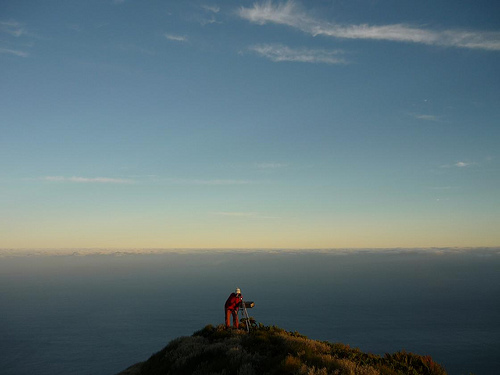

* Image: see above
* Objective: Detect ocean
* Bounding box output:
[0,248,499,375]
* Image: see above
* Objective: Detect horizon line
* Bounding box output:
[1,247,499,257]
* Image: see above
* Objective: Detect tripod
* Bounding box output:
[239,300,255,332]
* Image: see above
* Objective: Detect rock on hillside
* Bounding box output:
[117,324,447,375]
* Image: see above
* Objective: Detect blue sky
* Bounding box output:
[1,0,499,248]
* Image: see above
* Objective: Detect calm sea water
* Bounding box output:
[0,249,499,375]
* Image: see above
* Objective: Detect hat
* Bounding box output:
[235,288,241,294]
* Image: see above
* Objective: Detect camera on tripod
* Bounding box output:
[240,299,257,332]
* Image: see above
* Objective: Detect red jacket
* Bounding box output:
[225,293,242,311]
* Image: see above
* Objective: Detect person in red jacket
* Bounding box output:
[225,288,243,328]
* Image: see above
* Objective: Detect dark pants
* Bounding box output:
[225,308,238,328]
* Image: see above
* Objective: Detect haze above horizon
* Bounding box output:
[1,0,499,249]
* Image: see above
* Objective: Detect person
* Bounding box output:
[225,288,243,329]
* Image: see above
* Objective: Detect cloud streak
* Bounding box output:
[440,161,476,168]
[164,34,188,42]
[201,5,220,14]
[2,247,499,257]
[0,47,29,57]
[413,114,440,122]
[43,176,134,184]
[0,20,27,37]
[238,1,500,51]
[1,21,30,57]
[250,43,346,64]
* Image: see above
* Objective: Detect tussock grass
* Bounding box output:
[122,324,447,375]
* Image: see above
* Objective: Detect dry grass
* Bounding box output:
[120,324,447,375]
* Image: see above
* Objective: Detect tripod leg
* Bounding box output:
[243,305,250,332]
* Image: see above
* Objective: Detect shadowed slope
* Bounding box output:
[117,324,447,375]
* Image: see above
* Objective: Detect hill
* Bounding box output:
[117,324,447,375]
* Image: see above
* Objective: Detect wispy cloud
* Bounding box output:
[412,114,440,122]
[198,4,222,26]
[201,5,220,14]
[0,20,27,37]
[2,247,499,257]
[164,33,188,42]
[249,43,346,64]
[440,161,476,168]
[0,47,29,57]
[42,176,134,184]
[1,20,30,57]
[238,1,500,51]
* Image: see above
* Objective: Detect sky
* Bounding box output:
[1,0,499,249]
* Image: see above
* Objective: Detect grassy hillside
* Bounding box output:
[117,324,447,375]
